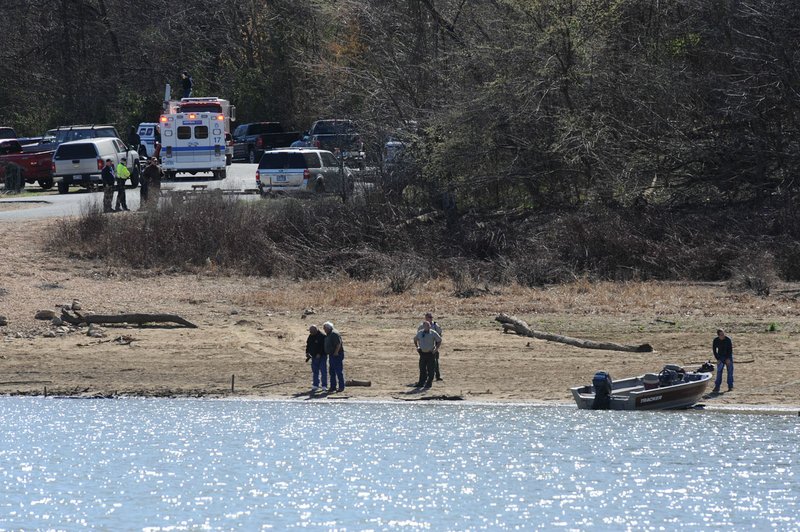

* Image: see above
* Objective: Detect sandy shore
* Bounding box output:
[1,219,799,408]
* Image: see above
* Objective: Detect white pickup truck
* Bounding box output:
[52,137,140,193]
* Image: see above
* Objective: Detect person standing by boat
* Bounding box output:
[323,322,345,393]
[712,329,734,392]
[305,325,327,392]
[418,312,444,381]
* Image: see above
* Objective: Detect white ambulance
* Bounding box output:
[163,88,235,166]
[159,111,227,180]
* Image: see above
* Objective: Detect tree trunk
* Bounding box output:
[61,310,197,328]
[496,313,652,353]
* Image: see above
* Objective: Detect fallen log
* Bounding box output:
[496,313,652,353]
[345,380,372,387]
[61,309,197,328]
[398,394,464,401]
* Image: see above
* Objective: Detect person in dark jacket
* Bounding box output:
[323,321,345,392]
[306,325,327,391]
[128,126,141,155]
[712,329,734,392]
[140,157,163,209]
[101,159,115,213]
[154,125,162,161]
[181,71,193,98]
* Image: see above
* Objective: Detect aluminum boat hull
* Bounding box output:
[571,371,712,410]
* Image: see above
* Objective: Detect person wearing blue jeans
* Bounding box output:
[712,328,734,392]
[323,321,345,392]
[305,325,327,391]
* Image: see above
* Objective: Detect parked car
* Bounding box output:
[255,148,354,196]
[232,122,301,163]
[0,139,55,189]
[0,127,18,140]
[308,119,365,169]
[52,138,140,194]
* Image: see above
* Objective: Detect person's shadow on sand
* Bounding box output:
[398,384,430,395]
[291,389,331,400]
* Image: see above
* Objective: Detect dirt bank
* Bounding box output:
[1,219,798,407]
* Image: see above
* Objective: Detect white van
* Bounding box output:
[136,122,157,157]
[159,112,227,179]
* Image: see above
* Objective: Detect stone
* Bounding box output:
[87,324,106,338]
[43,331,56,338]
[0,315,7,326]
[71,299,82,311]
[35,309,56,320]
[51,317,63,327]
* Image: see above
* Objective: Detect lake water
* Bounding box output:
[0,399,797,530]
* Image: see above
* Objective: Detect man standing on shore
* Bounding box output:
[418,312,444,381]
[712,328,734,392]
[101,158,115,213]
[306,325,327,392]
[414,320,442,388]
[323,322,345,393]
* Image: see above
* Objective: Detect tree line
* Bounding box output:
[2,0,799,209]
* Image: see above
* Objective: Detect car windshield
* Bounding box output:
[258,152,320,169]
[312,121,355,135]
[0,128,15,139]
[54,143,98,159]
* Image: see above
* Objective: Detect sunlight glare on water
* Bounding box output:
[0,398,797,530]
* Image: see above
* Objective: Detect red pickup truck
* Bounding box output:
[0,139,54,189]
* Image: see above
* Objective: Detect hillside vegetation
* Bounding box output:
[4,1,798,282]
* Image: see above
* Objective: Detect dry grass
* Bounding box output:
[48,194,800,289]
[238,277,800,319]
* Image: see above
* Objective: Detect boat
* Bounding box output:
[570,364,713,410]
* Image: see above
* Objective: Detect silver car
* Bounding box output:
[255,148,354,195]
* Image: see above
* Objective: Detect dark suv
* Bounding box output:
[308,120,365,169]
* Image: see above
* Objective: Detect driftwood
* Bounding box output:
[398,394,464,401]
[345,380,372,387]
[496,313,653,353]
[61,309,197,328]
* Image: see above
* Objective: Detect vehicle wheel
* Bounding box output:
[313,178,325,193]
[38,176,54,190]
[248,148,256,164]
[57,180,69,194]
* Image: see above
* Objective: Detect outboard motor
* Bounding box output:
[591,371,613,410]
[658,368,680,386]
